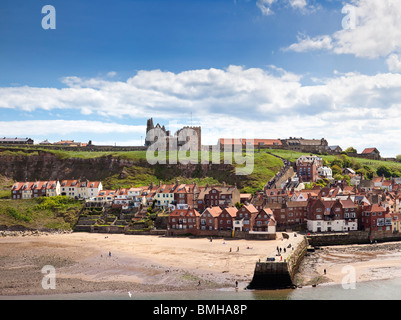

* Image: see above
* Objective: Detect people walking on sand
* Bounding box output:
[235,281,238,288]
[109,251,111,257]
[198,280,201,286]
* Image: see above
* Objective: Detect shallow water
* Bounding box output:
[3,277,401,300]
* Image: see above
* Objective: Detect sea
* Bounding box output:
[4,276,401,300]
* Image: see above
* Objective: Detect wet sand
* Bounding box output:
[296,241,401,287]
[0,232,297,297]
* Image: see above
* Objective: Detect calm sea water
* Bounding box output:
[4,277,401,300]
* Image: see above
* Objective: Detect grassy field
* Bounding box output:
[267,149,401,174]
[101,151,283,194]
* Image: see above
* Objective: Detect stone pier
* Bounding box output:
[247,233,309,289]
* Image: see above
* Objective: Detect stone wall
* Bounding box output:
[166,228,275,240]
[307,231,401,247]
[247,236,309,289]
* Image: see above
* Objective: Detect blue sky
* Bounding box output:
[1,0,401,157]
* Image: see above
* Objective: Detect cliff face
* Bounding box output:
[0,150,242,188]
[0,152,124,182]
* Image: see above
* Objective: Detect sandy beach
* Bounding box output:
[296,241,401,287]
[2,231,401,298]
[0,232,297,297]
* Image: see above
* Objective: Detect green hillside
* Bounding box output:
[268,149,401,179]
[0,147,284,195]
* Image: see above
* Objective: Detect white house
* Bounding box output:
[318,166,333,179]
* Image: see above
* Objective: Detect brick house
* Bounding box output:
[361,204,391,232]
[169,208,201,231]
[196,184,240,211]
[217,207,238,231]
[296,155,323,182]
[11,182,24,199]
[265,189,289,204]
[271,201,308,228]
[200,206,222,230]
[306,198,357,232]
[253,208,275,232]
[235,204,258,231]
[12,180,61,199]
[173,182,199,208]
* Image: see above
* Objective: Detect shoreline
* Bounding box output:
[295,241,401,288]
[0,232,288,297]
[2,232,401,298]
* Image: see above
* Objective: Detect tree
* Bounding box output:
[345,147,357,154]
[338,154,352,168]
[396,155,401,163]
[333,174,344,181]
[376,165,392,178]
[350,159,361,170]
[331,158,344,168]
[315,179,327,188]
[331,164,342,176]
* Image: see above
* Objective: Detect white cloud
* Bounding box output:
[256,0,314,15]
[285,34,333,52]
[386,54,401,72]
[2,66,401,156]
[256,0,276,16]
[285,0,401,71]
[107,71,117,78]
[289,0,307,10]
[332,0,401,59]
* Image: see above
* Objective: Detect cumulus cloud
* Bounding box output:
[285,0,401,71]
[256,0,314,15]
[2,66,401,156]
[285,34,333,52]
[386,54,401,72]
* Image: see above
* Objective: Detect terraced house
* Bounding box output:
[169,208,201,231]
[11,180,61,199]
[306,198,358,232]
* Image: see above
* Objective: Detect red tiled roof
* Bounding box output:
[219,138,242,145]
[202,206,223,217]
[362,148,378,154]
[221,207,238,217]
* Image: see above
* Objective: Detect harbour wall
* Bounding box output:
[307,231,401,247]
[247,235,309,289]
